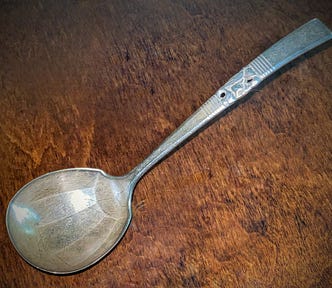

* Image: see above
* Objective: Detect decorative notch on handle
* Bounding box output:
[218,67,260,100]
[221,55,273,99]
[208,54,274,113]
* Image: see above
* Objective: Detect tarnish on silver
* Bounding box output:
[6,19,332,274]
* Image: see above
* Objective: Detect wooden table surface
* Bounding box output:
[0,1,331,287]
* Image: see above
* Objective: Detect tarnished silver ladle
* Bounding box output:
[6,19,331,274]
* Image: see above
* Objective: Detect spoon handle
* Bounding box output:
[131,18,331,182]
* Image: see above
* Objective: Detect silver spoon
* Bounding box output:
[6,19,331,274]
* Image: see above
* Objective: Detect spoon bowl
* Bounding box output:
[6,19,332,274]
[6,168,134,274]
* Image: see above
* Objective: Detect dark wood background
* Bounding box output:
[0,1,331,287]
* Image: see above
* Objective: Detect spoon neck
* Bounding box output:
[129,158,156,186]
[128,108,215,185]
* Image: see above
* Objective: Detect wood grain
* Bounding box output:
[0,0,331,287]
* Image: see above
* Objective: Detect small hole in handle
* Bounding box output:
[220,92,226,98]
[246,78,253,83]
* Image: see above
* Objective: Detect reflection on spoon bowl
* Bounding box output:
[6,168,134,274]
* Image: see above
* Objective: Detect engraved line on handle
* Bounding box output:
[249,55,274,78]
